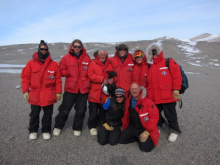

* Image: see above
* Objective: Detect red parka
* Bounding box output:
[110,53,134,95]
[88,57,113,104]
[21,52,62,107]
[131,55,148,88]
[60,45,91,94]
[121,87,159,146]
[146,44,182,104]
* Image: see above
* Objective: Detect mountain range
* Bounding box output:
[0,33,219,71]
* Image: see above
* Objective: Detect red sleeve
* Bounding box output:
[21,61,31,93]
[140,99,159,133]
[54,62,62,93]
[169,59,182,90]
[59,56,70,77]
[88,61,104,83]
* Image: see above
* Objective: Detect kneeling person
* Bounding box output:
[97,88,125,145]
[120,83,159,152]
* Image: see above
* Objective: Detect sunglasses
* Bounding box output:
[118,49,127,51]
[116,96,124,98]
[73,45,82,49]
[40,48,48,51]
[135,56,143,59]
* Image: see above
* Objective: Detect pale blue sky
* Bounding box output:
[0,0,219,46]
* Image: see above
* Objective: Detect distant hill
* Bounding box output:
[0,33,219,70]
[189,33,220,42]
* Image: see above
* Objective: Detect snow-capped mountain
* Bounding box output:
[189,33,220,42]
[0,33,219,73]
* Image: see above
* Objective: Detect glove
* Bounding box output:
[108,71,117,79]
[23,92,29,101]
[56,93,62,101]
[103,123,114,131]
[173,90,180,100]
[139,130,150,142]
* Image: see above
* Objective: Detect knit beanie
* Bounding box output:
[115,87,125,96]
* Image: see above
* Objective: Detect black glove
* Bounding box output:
[106,83,116,96]
[108,71,117,79]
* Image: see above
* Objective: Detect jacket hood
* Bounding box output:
[139,86,147,99]
[147,43,163,56]
[146,43,164,64]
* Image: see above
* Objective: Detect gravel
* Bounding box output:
[0,63,220,165]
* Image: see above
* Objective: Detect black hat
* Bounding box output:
[115,44,128,51]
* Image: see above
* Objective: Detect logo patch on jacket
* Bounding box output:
[144,117,149,121]
[84,66,88,70]
[162,71,167,75]
[49,75,54,79]
[128,67,132,71]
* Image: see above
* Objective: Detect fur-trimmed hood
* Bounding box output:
[139,86,147,99]
[147,43,163,56]
[146,43,164,64]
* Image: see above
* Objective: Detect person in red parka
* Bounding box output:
[131,49,148,88]
[87,49,114,135]
[146,43,182,142]
[53,39,91,137]
[120,83,159,152]
[21,40,62,140]
[110,44,134,96]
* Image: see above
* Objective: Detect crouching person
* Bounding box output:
[21,40,62,140]
[97,88,125,145]
[119,83,159,152]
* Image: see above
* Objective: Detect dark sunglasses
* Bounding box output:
[40,48,48,51]
[73,45,82,49]
[118,49,127,51]
[116,96,124,98]
[135,56,143,59]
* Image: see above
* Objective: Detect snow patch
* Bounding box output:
[185,72,200,74]
[187,62,203,67]
[0,64,25,68]
[0,69,22,74]
[63,45,68,49]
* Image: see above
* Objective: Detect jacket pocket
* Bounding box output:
[29,88,38,103]
[31,69,40,86]
[66,77,77,90]
[160,85,172,100]
[44,88,56,102]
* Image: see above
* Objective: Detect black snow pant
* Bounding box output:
[88,101,99,129]
[156,102,181,134]
[29,104,53,133]
[54,91,88,131]
[119,124,155,152]
[97,125,121,145]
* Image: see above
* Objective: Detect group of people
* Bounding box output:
[21,39,182,152]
